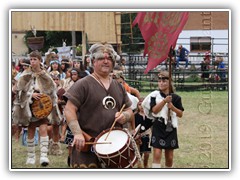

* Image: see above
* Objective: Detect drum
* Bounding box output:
[93,128,137,168]
[30,94,53,119]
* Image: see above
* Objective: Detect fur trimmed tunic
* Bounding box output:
[12,67,61,126]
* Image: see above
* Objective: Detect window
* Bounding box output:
[190,37,211,52]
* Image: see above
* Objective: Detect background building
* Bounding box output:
[178,11,229,56]
[11,11,229,59]
[11,11,121,56]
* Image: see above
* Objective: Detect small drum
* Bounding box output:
[30,94,53,119]
[93,128,137,168]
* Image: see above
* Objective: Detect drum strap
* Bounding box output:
[124,128,143,167]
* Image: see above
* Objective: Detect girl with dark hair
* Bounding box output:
[83,55,94,74]
[49,59,66,80]
[142,71,184,168]
[61,58,71,74]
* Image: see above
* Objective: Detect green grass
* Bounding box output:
[11,141,69,169]
[175,91,229,168]
[11,91,229,169]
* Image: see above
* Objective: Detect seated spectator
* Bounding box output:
[201,57,210,80]
[176,44,189,69]
[216,54,226,81]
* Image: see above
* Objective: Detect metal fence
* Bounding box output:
[121,54,229,92]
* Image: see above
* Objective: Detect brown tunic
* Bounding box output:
[63,75,132,167]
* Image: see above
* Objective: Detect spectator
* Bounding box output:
[200,57,210,80]
[176,44,189,69]
[49,59,66,80]
[83,54,94,74]
[61,58,71,74]
[216,54,227,90]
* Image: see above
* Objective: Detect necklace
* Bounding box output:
[92,73,116,109]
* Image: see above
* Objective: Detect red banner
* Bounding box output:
[132,12,189,73]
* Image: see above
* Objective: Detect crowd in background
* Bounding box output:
[11,44,225,168]
[11,49,154,168]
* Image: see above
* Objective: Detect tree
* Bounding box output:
[121,13,144,54]
[24,31,82,54]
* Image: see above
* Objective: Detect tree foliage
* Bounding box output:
[24,31,82,54]
[121,13,145,54]
[23,13,143,55]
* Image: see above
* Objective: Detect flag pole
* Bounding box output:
[166,46,174,132]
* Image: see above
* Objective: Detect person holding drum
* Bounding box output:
[63,43,133,168]
[12,50,61,166]
[142,71,184,168]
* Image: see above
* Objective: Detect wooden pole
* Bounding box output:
[82,31,86,58]
[166,46,174,132]
[71,31,76,59]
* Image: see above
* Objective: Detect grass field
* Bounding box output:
[10,91,229,169]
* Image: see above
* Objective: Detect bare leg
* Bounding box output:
[165,149,174,168]
[152,148,162,168]
[60,123,67,142]
[143,152,150,168]
[52,124,60,142]
[47,125,53,140]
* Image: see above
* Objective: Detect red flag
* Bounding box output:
[132,12,189,73]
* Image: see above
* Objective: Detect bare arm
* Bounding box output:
[64,100,85,151]
[115,107,133,125]
[64,100,78,126]
[151,96,171,114]
[129,87,141,100]
[167,103,183,118]
[152,95,183,118]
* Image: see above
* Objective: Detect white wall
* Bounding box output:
[11,33,28,56]
[177,30,229,54]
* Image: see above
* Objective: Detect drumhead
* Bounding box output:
[95,130,128,155]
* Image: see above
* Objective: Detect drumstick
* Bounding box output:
[104,104,126,141]
[85,142,112,145]
[71,141,112,147]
